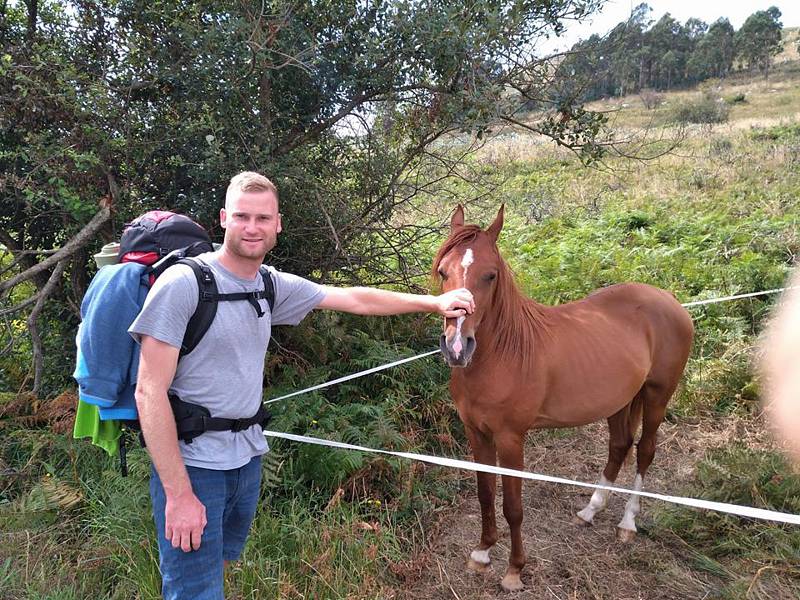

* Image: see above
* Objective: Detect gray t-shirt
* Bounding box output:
[129,251,325,469]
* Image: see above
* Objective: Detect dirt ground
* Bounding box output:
[387,417,780,600]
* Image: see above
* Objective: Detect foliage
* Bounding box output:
[0,0,611,396]
[735,6,784,79]
[689,18,736,81]
[749,122,800,142]
[668,91,730,125]
[652,445,800,570]
[723,92,746,105]
[2,12,800,596]
[557,4,785,101]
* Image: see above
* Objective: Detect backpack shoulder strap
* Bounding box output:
[184,263,274,319]
[176,257,217,356]
[259,265,275,313]
[175,259,275,356]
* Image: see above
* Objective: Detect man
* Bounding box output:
[130,171,473,599]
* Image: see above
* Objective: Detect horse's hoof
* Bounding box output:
[500,572,524,592]
[572,514,592,527]
[617,527,636,543]
[467,558,490,573]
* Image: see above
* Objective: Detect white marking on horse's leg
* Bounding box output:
[469,549,490,565]
[576,475,612,524]
[618,473,643,533]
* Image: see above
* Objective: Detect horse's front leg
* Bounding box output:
[465,426,497,574]
[497,433,526,592]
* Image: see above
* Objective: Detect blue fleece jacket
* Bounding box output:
[73,263,148,420]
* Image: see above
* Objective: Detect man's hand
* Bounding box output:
[435,287,475,318]
[165,489,207,552]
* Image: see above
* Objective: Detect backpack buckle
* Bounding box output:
[230,418,248,432]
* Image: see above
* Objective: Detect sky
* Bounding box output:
[543,0,800,53]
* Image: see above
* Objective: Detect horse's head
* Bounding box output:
[433,204,505,367]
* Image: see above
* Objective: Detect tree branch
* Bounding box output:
[0,294,37,318]
[0,205,111,296]
[272,89,383,156]
[27,259,66,395]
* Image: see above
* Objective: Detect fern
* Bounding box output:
[260,448,284,492]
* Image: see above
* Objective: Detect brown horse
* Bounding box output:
[434,205,694,592]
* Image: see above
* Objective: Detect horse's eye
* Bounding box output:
[438,268,448,280]
[483,272,497,282]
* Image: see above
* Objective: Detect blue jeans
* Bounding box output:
[149,456,262,600]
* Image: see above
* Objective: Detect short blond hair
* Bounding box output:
[225,171,278,207]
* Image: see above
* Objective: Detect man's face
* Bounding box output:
[220,189,282,261]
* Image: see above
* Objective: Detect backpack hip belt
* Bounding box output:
[169,393,272,444]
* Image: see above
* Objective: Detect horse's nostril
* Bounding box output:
[465,337,476,355]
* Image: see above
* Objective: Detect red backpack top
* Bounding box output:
[120,210,213,266]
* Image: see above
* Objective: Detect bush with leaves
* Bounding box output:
[669,91,730,125]
[1,0,614,396]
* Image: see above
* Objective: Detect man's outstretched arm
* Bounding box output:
[316,286,474,317]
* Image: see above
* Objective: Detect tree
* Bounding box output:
[645,14,687,89]
[557,5,716,98]
[1,0,611,395]
[688,18,735,80]
[735,7,783,80]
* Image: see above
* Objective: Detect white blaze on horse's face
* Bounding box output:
[452,248,474,358]
[461,248,474,278]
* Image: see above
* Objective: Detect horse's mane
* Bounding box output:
[432,225,551,369]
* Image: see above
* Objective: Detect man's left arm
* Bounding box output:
[317,286,474,318]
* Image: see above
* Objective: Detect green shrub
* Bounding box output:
[724,92,747,105]
[670,91,730,125]
[750,123,800,141]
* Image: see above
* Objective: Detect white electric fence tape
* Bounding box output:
[262,285,800,525]
[263,430,800,525]
[680,287,792,308]
[265,349,441,404]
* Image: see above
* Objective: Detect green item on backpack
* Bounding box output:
[73,399,122,456]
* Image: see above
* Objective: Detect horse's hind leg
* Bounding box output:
[575,399,641,526]
[464,426,498,574]
[496,433,526,592]
[617,381,671,542]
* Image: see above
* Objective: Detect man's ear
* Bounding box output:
[450,204,465,231]
[220,207,228,228]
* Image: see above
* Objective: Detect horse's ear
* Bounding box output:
[486,204,505,242]
[450,205,465,231]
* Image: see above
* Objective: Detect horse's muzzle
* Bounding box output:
[440,333,476,367]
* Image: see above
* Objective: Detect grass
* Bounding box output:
[2,55,800,598]
[651,445,800,599]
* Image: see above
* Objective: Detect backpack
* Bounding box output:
[73,210,275,475]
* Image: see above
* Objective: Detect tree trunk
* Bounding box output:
[24,0,36,42]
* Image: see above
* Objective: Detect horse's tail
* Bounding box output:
[631,393,644,436]
[627,392,645,459]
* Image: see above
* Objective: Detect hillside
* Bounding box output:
[390,59,800,600]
